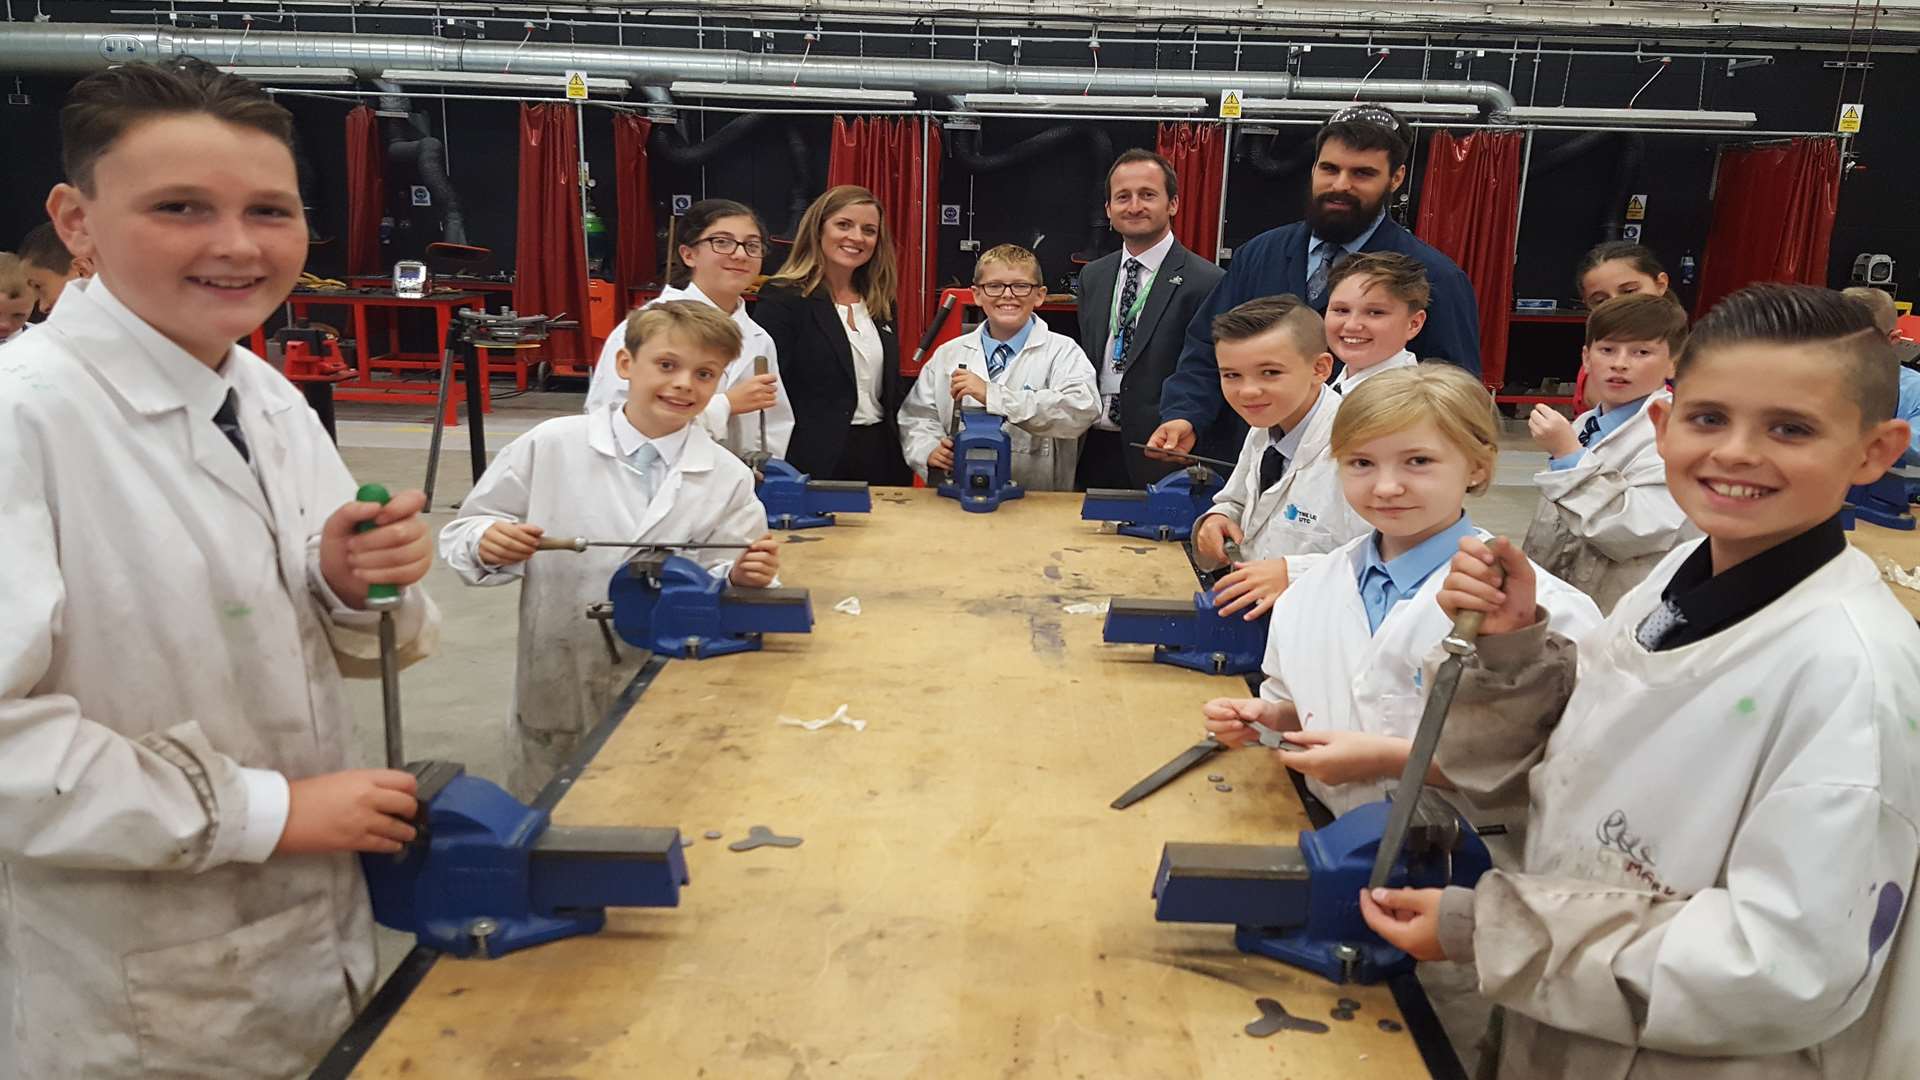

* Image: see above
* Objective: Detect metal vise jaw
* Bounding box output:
[937,405,1025,513]
[1844,467,1918,531]
[757,458,871,530]
[606,551,813,660]
[1102,590,1268,675]
[1080,464,1225,541]
[1152,794,1491,984]
[362,761,689,959]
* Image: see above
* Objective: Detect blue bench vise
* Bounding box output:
[603,550,813,659]
[1152,794,1491,984]
[1080,463,1225,541]
[1843,465,1918,531]
[1102,591,1268,675]
[363,760,689,959]
[937,405,1024,513]
[757,459,871,530]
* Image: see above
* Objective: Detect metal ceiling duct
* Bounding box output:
[0,23,1517,117]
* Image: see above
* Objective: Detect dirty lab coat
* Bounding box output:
[1259,529,1602,818]
[439,404,767,798]
[583,282,794,460]
[1522,389,1698,613]
[897,321,1101,492]
[1193,384,1371,574]
[0,278,440,1078]
[1432,542,1920,1080]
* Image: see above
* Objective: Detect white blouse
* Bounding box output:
[839,300,886,425]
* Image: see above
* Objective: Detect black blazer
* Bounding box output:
[1075,238,1228,486]
[752,282,912,484]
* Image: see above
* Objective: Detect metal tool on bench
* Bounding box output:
[568,543,813,660]
[1110,710,1311,810]
[927,360,970,489]
[354,483,407,768]
[1102,587,1268,675]
[1149,586,1501,983]
[1843,464,1919,530]
[422,307,577,508]
[360,759,689,959]
[271,322,353,440]
[1080,459,1227,542]
[937,403,1025,513]
[757,460,871,530]
[742,355,775,474]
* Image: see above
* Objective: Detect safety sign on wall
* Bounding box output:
[940,204,961,226]
[1622,223,1643,242]
[1219,89,1243,120]
[411,185,432,207]
[1837,103,1864,134]
[565,70,590,101]
[672,194,693,215]
[1625,194,1647,222]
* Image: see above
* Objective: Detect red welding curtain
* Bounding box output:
[344,106,385,277]
[827,116,942,363]
[1415,129,1524,388]
[1693,137,1840,317]
[1156,123,1224,261]
[516,103,591,364]
[612,113,659,293]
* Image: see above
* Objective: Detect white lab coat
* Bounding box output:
[439,404,768,798]
[1330,348,1417,396]
[1194,384,1372,574]
[1259,529,1602,817]
[897,321,1100,492]
[1522,389,1699,613]
[0,279,439,1078]
[1437,542,1920,1080]
[583,282,794,459]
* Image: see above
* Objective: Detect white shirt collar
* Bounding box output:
[663,281,751,329]
[1334,349,1417,395]
[84,276,239,420]
[610,405,693,466]
[1272,383,1330,459]
[1118,229,1177,275]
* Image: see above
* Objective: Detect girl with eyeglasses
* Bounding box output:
[587,198,793,460]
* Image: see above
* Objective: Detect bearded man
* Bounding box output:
[1147,104,1482,462]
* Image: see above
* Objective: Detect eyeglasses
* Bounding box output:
[975,282,1043,298]
[692,235,766,258]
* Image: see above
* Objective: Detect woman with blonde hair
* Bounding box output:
[754,185,911,483]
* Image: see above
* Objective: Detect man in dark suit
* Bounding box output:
[1074,149,1227,489]
[1148,105,1482,463]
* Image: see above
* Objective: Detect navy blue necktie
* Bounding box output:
[1258,444,1287,491]
[1113,257,1144,371]
[1576,412,1604,448]
[1307,239,1337,304]
[213,388,250,463]
[987,342,1013,379]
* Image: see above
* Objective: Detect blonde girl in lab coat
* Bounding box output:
[586,198,795,460]
[445,302,779,798]
[1,60,440,1077]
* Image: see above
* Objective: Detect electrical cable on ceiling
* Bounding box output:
[1627,56,1669,109]
[503,22,534,72]
[1354,48,1388,100]
[1833,0,1864,122]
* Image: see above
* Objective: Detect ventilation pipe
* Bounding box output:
[948,123,1116,261]
[0,24,1516,118]
[372,81,468,246]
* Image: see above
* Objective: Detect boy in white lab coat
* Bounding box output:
[442,301,780,798]
[1202,364,1601,818]
[0,60,439,1078]
[1522,292,1699,611]
[898,243,1099,490]
[1364,284,1920,1080]
[1192,295,1371,621]
[1323,251,1426,396]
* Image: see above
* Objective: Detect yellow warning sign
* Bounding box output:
[565,70,589,101]
[1219,89,1243,120]
[1625,194,1647,222]
[1838,103,1864,134]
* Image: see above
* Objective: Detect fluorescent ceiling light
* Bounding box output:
[379,68,629,94]
[956,93,1206,115]
[1237,98,1480,123]
[668,81,916,106]
[221,65,357,86]
[1503,106,1758,129]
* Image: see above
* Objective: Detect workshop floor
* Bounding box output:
[329,389,1553,981]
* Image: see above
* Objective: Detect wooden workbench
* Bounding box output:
[1849,520,1920,621]
[342,490,1445,1078]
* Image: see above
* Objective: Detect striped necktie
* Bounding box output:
[987,342,1014,379]
[1307,239,1338,304]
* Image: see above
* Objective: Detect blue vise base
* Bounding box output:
[1102,591,1268,675]
[607,551,814,659]
[1843,467,1917,531]
[363,761,688,959]
[1151,797,1491,984]
[757,458,871,530]
[937,406,1025,513]
[1080,465,1224,542]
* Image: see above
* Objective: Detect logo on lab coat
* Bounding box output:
[1284,504,1318,526]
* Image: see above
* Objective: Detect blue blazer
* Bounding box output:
[1158,215,1482,458]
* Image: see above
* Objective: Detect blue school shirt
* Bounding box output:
[978,316,1038,370]
[1549,394,1649,471]
[1355,513,1478,634]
